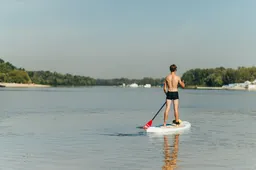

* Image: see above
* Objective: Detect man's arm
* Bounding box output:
[163,78,167,94]
[178,77,185,88]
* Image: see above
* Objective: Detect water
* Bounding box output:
[0,87,256,170]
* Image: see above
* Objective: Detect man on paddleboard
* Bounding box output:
[163,64,185,127]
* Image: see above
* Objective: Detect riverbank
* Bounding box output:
[0,83,51,88]
[185,85,256,91]
[184,86,223,90]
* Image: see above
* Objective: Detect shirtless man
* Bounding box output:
[163,64,185,127]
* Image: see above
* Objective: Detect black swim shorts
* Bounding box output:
[166,91,179,100]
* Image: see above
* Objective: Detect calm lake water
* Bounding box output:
[0,87,256,170]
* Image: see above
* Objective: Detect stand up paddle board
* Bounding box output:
[146,120,191,133]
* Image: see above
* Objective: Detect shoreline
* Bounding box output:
[0,82,51,88]
[0,83,255,91]
[184,86,223,90]
[185,86,256,91]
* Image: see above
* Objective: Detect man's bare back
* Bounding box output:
[165,74,181,92]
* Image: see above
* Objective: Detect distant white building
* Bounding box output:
[222,79,256,91]
[244,81,251,85]
[248,84,256,90]
[144,84,151,88]
[247,79,256,90]
[253,79,256,84]
[129,83,138,88]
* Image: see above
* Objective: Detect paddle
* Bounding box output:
[141,101,166,129]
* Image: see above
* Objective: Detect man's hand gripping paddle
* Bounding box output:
[142,101,166,129]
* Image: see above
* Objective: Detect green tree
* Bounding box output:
[181,66,256,87]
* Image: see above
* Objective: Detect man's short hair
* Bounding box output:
[170,64,177,72]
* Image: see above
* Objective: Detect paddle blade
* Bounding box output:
[143,120,152,129]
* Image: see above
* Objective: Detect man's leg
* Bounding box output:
[173,99,179,124]
[163,99,172,126]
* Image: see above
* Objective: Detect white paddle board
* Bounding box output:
[146,121,191,133]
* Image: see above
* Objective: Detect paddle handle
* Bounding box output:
[152,101,166,120]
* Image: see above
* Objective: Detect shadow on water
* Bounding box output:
[136,126,144,129]
[101,131,147,137]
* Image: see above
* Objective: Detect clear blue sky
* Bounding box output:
[1,0,255,78]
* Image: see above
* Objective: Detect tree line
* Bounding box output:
[0,58,164,86]
[0,58,96,86]
[1,58,256,87]
[181,66,256,87]
[0,58,32,84]
[27,71,96,86]
[95,77,164,86]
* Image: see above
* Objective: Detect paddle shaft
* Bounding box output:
[151,101,166,121]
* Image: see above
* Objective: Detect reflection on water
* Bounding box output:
[162,134,179,170]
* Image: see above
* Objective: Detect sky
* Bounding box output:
[0,0,255,79]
